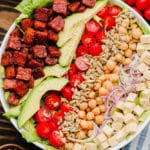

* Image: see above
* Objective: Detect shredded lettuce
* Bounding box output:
[0,65,5,78]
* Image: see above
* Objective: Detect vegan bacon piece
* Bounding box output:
[35,30,48,44]
[34,20,46,31]
[10,28,21,37]
[68,1,80,13]
[32,67,45,79]
[32,45,47,58]
[1,51,13,66]
[48,46,61,57]
[27,76,34,88]
[5,65,16,79]
[3,79,16,90]
[7,36,21,50]
[27,59,44,68]
[45,56,58,65]
[20,18,33,31]
[48,16,65,32]
[24,28,35,44]
[7,92,19,106]
[78,4,86,12]
[53,0,67,16]
[47,30,58,42]
[82,0,96,8]
[16,67,32,81]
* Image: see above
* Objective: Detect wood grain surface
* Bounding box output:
[0,0,41,149]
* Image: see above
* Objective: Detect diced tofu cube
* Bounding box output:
[112,121,123,131]
[140,34,150,43]
[94,132,107,144]
[122,102,135,113]
[136,63,149,73]
[115,130,127,142]
[140,51,150,65]
[116,101,124,110]
[102,125,114,137]
[108,135,118,147]
[73,143,83,150]
[146,81,150,89]
[133,105,144,116]
[135,83,147,91]
[112,112,124,123]
[125,122,138,134]
[126,93,137,102]
[142,89,150,100]
[143,70,150,80]
[123,113,137,124]
[136,43,146,55]
[84,143,97,150]
[99,140,109,150]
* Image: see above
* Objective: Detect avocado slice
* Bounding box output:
[17,77,68,128]
[57,0,108,47]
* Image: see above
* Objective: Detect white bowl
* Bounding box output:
[0,0,150,149]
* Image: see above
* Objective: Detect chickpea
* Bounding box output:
[88,99,97,109]
[109,73,119,82]
[106,59,116,71]
[115,53,122,62]
[122,18,129,27]
[125,49,132,58]
[95,115,104,125]
[129,42,137,51]
[87,112,94,120]
[118,26,127,35]
[113,66,120,74]
[92,107,101,115]
[87,130,93,137]
[94,82,101,90]
[65,143,74,150]
[87,121,94,130]
[86,107,91,112]
[79,102,88,111]
[96,97,103,105]
[99,105,106,113]
[132,28,142,40]
[80,120,88,129]
[88,91,95,99]
[98,74,106,82]
[76,130,86,139]
[123,58,131,66]
[103,80,113,91]
[99,87,108,96]
[119,42,128,51]
[78,111,86,119]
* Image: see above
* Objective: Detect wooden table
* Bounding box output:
[0,0,41,149]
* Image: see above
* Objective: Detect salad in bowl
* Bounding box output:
[0,0,150,150]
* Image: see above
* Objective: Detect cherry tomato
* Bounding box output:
[35,107,51,123]
[61,85,73,101]
[88,43,102,56]
[103,15,115,30]
[125,0,136,6]
[96,30,105,43]
[85,20,100,35]
[132,7,143,16]
[97,6,109,18]
[68,63,78,77]
[81,34,96,47]
[69,74,84,87]
[49,120,58,131]
[61,103,73,113]
[36,122,51,139]
[75,56,90,71]
[144,7,150,20]
[45,94,61,110]
[108,6,122,16]
[49,130,66,147]
[52,111,64,124]
[136,0,150,10]
[76,45,88,56]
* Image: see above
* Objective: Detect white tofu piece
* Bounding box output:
[84,143,97,150]
[112,121,123,131]
[112,112,124,123]
[136,63,149,73]
[126,93,137,102]
[125,122,138,134]
[100,140,109,150]
[73,143,83,150]
[140,34,150,43]
[123,113,137,124]
[142,89,150,99]
[136,43,147,56]
[140,51,150,65]
[116,101,124,110]
[122,102,135,113]
[102,125,114,137]
[133,105,144,116]
[94,132,107,144]
[146,81,150,89]
[135,82,147,91]
[115,130,127,142]
[108,135,119,147]
[143,70,150,80]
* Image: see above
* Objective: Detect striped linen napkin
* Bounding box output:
[122,123,150,150]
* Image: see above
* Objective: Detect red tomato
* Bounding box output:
[36,122,51,139]
[125,0,136,5]
[97,6,109,18]
[132,7,143,16]
[35,107,51,123]
[76,45,88,56]
[136,0,150,10]
[68,63,78,77]
[69,74,84,87]
[49,130,66,147]
[88,43,102,56]
[96,30,105,43]
[61,103,73,113]
[103,15,115,30]
[61,85,73,101]
[81,34,96,47]
[45,94,61,110]
[85,20,100,35]
[75,56,90,71]
[108,6,122,16]
[49,120,58,131]
[52,111,64,124]
[144,7,150,20]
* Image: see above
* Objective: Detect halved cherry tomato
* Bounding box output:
[49,120,58,131]
[49,130,66,147]
[108,6,122,16]
[136,0,150,10]
[81,34,96,47]
[85,20,100,35]
[103,15,115,30]
[36,122,51,139]
[45,94,61,110]
[35,107,51,123]
[61,85,73,101]
[75,56,90,71]
[61,103,73,113]
[76,45,88,56]
[68,63,78,77]
[52,111,64,124]
[97,6,109,19]
[125,0,136,5]
[88,43,102,56]
[96,30,105,43]
[69,74,84,87]
[144,7,150,20]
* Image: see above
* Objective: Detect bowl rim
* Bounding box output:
[0,0,150,150]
